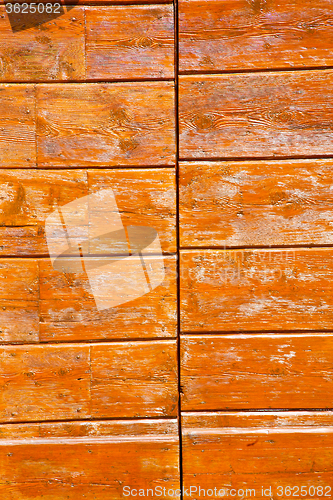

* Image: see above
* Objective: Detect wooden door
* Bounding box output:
[1,0,333,497]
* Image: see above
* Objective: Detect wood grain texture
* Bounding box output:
[86,5,174,80]
[179,71,333,160]
[1,341,177,422]
[181,334,333,410]
[37,83,175,167]
[91,341,178,418]
[39,255,177,342]
[0,85,36,167]
[179,159,333,247]
[88,169,176,254]
[179,0,333,73]
[0,170,88,256]
[0,6,85,82]
[0,344,91,422]
[182,412,333,497]
[0,168,175,256]
[182,411,333,429]
[0,419,180,499]
[181,248,333,332]
[0,260,39,343]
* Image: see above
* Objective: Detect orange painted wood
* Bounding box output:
[1,341,177,422]
[181,334,333,410]
[36,83,175,167]
[182,412,333,496]
[0,6,85,82]
[0,344,91,422]
[179,0,333,73]
[0,260,39,343]
[0,170,88,255]
[39,255,177,341]
[179,71,333,160]
[0,85,35,168]
[86,5,174,80]
[182,410,333,429]
[179,159,333,248]
[0,419,180,499]
[91,341,178,418]
[181,248,333,332]
[0,168,175,256]
[88,169,176,254]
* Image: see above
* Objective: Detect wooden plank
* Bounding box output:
[91,340,178,418]
[0,170,88,256]
[0,168,175,256]
[36,83,175,167]
[88,169,176,254]
[179,0,333,73]
[86,5,174,80]
[179,71,333,160]
[181,248,333,332]
[0,6,85,82]
[181,334,333,410]
[39,255,177,341]
[179,159,333,248]
[182,412,333,497]
[0,341,177,422]
[182,411,333,429]
[0,260,39,343]
[0,419,180,499]
[0,344,91,422]
[0,85,36,168]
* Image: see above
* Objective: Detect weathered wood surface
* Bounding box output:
[179,71,333,160]
[0,85,36,168]
[181,334,333,410]
[0,169,176,256]
[179,0,333,73]
[0,341,177,422]
[37,83,175,166]
[0,6,85,82]
[181,248,333,332]
[0,419,180,499]
[88,169,176,254]
[179,159,333,247]
[86,6,174,80]
[91,341,178,418]
[182,412,333,497]
[0,5,174,82]
[39,256,177,341]
[0,260,39,343]
[182,411,333,429]
[0,255,176,342]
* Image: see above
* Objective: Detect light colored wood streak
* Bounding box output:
[0,341,178,422]
[181,248,333,332]
[179,159,333,247]
[179,71,333,159]
[179,0,333,72]
[181,334,333,410]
